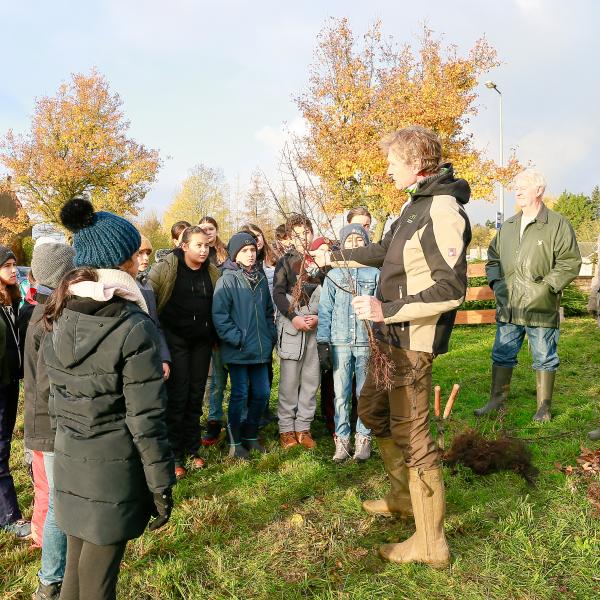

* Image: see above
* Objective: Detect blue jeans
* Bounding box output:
[492,322,560,371]
[208,349,227,422]
[39,452,67,585]
[227,363,270,443]
[331,346,371,438]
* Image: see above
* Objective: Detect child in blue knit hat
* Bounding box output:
[317,224,379,463]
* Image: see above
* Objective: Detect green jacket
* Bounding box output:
[44,297,174,545]
[486,204,581,328]
[148,251,220,314]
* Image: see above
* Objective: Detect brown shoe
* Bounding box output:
[296,431,317,449]
[190,456,207,469]
[175,466,187,480]
[280,432,298,449]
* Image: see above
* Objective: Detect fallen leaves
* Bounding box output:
[556,446,600,517]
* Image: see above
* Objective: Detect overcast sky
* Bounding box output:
[1,0,599,227]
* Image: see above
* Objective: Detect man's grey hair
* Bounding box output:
[513,168,547,194]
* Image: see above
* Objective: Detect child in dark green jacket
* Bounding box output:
[212,233,277,459]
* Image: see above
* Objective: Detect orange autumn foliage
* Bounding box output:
[1,69,161,233]
[296,19,521,240]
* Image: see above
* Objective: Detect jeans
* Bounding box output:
[227,363,270,443]
[39,452,67,585]
[207,349,227,422]
[0,381,21,527]
[331,346,370,438]
[492,322,560,371]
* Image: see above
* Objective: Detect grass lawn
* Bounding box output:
[1,317,599,599]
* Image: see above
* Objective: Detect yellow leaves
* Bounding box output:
[296,19,513,236]
[0,68,161,231]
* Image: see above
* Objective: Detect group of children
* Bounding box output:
[0,197,380,599]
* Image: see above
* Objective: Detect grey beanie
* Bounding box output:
[31,242,76,290]
[339,224,370,248]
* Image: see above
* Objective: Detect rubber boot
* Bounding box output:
[241,422,266,453]
[362,437,413,518]
[379,467,450,568]
[588,428,600,441]
[228,423,250,459]
[474,365,513,416]
[533,370,555,422]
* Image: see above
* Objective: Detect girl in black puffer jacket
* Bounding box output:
[43,199,174,600]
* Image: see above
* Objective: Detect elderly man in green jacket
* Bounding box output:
[475,169,581,422]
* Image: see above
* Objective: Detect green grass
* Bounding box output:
[2,318,599,599]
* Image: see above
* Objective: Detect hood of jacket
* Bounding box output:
[51,297,134,368]
[411,163,470,205]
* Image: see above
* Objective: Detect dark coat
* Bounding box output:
[23,296,53,452]
[487,204,582,328]
[0,299,22,382]
[44,296,174,545]
[148,250,220,315]
[212,260,277,365]
[136,276,171,364]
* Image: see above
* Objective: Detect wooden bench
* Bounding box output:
[455,263,496,325]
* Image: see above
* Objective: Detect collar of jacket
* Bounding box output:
[506,203,549,227]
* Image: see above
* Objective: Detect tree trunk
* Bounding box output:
[372,208,389,243]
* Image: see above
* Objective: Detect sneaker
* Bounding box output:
[332,435,352,463]
[201,420,223,446]
[1,519,31,539]
[190,456,207,469]
[174,466,187,480]
[242,438,267,453]
[353,433,371,461]
[280,432,298,449]
[296,431,317,450]
[228,444,250,460]
[33,581,62,600]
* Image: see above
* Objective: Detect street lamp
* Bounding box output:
[485,80,504,226]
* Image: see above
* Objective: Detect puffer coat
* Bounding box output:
[44,295,174,545]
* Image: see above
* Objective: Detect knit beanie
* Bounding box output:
[60,198,141,269]
[339,224,370,248]
[228,232,257,261]
[0,245,16,267]
[31,242,75,290]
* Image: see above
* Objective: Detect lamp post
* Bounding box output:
[485,80,504,226]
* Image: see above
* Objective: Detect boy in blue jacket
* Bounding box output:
[317,224,379,462]
[212,232,277,459]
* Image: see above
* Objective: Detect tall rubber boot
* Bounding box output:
[533,370,555,422]
[379,467,450,568]
[474,365,513,416]
[362,438,413,518]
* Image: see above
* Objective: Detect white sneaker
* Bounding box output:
[353,433,371,461]
[332,435,352,463]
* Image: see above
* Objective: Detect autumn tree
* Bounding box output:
[241,170,276,237]
[0,69,161,233]
[296,19,519,241]
[136,211,171,259]
[469,223,495,258]
[163,164,232,238]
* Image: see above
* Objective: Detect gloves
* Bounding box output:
[317,342,332,371]
[148,488,173,532]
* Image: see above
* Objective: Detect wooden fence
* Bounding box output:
[455,263,496,325]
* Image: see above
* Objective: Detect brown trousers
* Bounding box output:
[358,341,439,470]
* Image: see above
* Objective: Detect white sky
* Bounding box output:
[1,0,599,227]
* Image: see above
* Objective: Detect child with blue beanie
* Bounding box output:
[317,224,379,462]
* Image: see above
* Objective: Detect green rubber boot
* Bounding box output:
[474,365,513,416]
[533,370,555,422]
